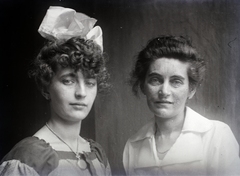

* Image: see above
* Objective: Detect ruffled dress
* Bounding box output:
[0,137,111,176]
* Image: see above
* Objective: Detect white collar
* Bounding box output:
[129,106,213,143]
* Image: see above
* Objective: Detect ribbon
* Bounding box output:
[38,6,103,51]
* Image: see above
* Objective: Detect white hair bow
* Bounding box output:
[38,6,103,51]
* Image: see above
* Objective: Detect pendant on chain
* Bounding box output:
[76,153,87,170]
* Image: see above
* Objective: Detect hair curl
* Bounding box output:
[130,35,206,96]
[29,37,110,93]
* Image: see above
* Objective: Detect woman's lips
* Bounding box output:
[155,101,173,106]
[156,100,173,104]
[70,103,87,110]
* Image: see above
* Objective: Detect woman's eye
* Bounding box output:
[149,77,161,85]
[62,79,74,85]
[85,80,96,87]
[171,79,183,87]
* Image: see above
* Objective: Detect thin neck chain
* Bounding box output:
[155,123,170,155]
[156,148,170,154]
[45,123,80,159]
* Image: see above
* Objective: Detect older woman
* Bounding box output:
[123,35,240,176]
[0,6,111,176]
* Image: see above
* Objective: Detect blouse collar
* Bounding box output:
[129,106,213,143]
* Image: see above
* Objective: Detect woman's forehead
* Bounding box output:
[148,58,189,76]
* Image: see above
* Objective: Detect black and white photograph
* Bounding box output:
[0,0,240,175]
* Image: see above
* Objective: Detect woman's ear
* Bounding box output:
[41,89,50,100]
[188,86,196,99]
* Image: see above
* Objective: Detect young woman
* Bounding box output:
[123,35,240,176]
[0,6,111,176]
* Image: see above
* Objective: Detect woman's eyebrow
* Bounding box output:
[60,72,76,78]
[148,72,162,77]
[171,75,185,80]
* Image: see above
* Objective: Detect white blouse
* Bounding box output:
[123,107,240,176]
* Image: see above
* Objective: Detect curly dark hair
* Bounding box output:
[130,35,206,96]
[29,37,110,93]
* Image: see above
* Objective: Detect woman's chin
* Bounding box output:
[153,109,173,119]
[64,114,88,123]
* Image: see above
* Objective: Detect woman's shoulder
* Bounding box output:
[126,118,155,143]
[184,107,232,133]
[1,136,59,175]
[209,120,234,137]
[85,138,108,167]
[1,136,57,161]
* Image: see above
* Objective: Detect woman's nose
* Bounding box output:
[159,82,170,96]
[75,82,87,98]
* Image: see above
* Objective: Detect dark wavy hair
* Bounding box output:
[29,37,110,93]
[130,35,206,96]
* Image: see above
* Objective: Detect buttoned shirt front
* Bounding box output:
[123,107,240,176]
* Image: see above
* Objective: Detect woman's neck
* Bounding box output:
[47,118,82,144]
[155,111,185,137]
